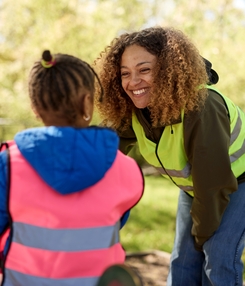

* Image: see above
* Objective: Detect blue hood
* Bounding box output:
[14,126,119,195]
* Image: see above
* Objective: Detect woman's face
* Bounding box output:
[120,44,157,109]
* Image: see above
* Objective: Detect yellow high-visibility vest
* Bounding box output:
[132,87,245,196]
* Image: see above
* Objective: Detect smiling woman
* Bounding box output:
[95,26,209,131]
[95,26,245,286]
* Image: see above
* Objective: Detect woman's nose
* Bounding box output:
[129,73,141,86]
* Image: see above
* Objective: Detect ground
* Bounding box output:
[126,251,245,286]
[125,250,170,286]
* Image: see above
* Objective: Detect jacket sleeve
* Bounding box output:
[184,90,238,250]
[0,150,9,265]
[120,210,130,229]
[99,120,137,155]
[0,150,8,234]
[117,125,137,155]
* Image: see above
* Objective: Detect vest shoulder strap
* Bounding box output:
[207,86,230,119]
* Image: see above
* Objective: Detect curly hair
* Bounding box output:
[94,26,209,130]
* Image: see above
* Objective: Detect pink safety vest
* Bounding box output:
[2,143,144,286]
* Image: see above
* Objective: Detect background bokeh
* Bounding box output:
[0,0,245,140]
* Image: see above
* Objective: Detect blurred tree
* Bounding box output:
[152,0,245,108]
[0,0,151,139]
[0,0,245,140]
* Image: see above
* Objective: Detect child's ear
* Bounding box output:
[31,104,41,120]
[82,93,93,122]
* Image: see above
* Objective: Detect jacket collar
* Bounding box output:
[135,108,182,127]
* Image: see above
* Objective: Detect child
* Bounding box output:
[0,50,144,286]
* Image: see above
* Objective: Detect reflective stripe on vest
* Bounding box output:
[209,86,245,178]
[4,269,99,286]
[132,87,245,195]
[12,221,120,251]
[4,145,144,286]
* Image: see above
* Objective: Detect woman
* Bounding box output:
[95,26,245,286]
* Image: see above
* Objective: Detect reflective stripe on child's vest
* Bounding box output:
[132,87,245,197]
[3,144,143,286]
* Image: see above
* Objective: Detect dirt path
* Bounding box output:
[125,250,170,286]
[126,251,245,286]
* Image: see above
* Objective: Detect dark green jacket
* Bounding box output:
[116,89,245,249]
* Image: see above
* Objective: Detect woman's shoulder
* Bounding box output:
[205,87,229,109]
[184,87,230,129]
[190,88,228,118]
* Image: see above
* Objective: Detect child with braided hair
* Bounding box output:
[0,50,144,286]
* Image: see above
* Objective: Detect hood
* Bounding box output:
[14,126,119,195]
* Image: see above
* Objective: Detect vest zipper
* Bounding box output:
[170,125,173,134]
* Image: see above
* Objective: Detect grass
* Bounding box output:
[121,175,245,279]
[121,175,179,253]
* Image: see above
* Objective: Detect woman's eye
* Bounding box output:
[140,68,150,73]
[121,72,129,77]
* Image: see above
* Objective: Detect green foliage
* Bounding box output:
[0,0,151,137]
[1,0,245,138]
[158,0,245,109]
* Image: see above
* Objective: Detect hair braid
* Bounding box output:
[29,50,103,124]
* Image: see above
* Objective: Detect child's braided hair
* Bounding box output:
[29,50,103,124]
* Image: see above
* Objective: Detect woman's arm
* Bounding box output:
[184,90,238,250]
[117,124,137,155]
